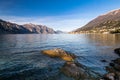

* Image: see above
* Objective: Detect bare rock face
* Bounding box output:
[41,48,76,61]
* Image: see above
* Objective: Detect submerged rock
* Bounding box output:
[114,48,120,56]
[41,48,76,61]
[61,62,88,80]
[61,61,101,80]
[41,48,100,80]
[101,60,107,62]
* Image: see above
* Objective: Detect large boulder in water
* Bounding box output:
[61,62,88,80]
[61,61,100,80]
[41,48,76,61]
[41,48,100,80]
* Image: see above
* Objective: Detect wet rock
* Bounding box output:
[105,64,120,80]
[113,58,120,65]
[105,66,115,73]
[102,48,120,80]
[41,48,100,80]
[103,73,115,80]
[114,48,120,56]
[61,62,88,80]
[41,48,76,61]
[109,63,115,67]
[61,61,100,80]
[101,60,107,62]
[113,64,120,71]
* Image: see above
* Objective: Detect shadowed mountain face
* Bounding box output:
[73,9,120,33]
[0,19,55,34]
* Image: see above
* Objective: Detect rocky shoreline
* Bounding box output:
[101,48,120,80]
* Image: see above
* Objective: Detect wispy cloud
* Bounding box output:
[0,15,90,32]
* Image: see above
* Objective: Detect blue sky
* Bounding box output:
[0,0,120,31]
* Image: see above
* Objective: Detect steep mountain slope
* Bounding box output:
[0,19,55,34]
[23,24,55,34]
[72,9,120,33]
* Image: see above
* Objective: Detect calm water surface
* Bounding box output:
[0,34,120,79]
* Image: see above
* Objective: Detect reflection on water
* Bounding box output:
[86,34,120,46]
[0,34,120,79]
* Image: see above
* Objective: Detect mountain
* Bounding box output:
[22,24,55,34]
[0,19,55,34]
[71,9,120,33]
[55,30,66,34]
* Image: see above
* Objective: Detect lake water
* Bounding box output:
[0,34,120,80]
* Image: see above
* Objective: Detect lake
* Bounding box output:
[0,34,120,80]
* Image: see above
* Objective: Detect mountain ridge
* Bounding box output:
[71,9,120,33]
[0,19,55,34]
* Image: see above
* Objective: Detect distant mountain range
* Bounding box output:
[71,9,120,34]
[0,19,55,34]
[55,30,66,34]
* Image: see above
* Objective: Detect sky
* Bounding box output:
[0,0,120,32]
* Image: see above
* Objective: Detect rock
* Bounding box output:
[105,62,120,80]
[109,63,115,67]
[41,48,100,80]
[61,62,96,80]
[113,58,120,65]
[111,58,120,71]
[101,60,107,62]
[61,62,86,79]
[114,48,120,56]
[41,48,76,61]
[103,49,120,80]
[105,66,115,73]
[103,73,115,80]
[114,64,120,71]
